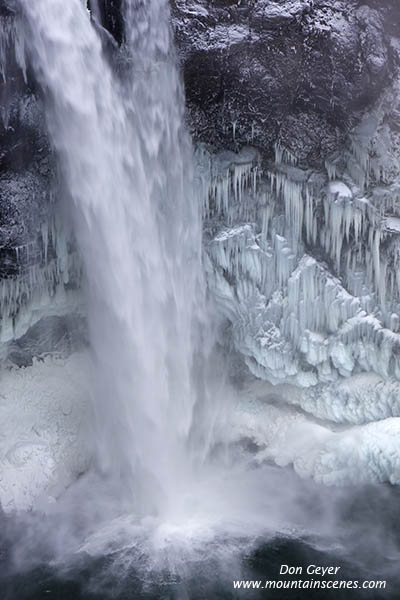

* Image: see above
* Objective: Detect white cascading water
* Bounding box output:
[20,0,207,515]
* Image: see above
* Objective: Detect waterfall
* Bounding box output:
[19,0,206,514]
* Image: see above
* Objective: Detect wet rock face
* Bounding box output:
[0,1,14,17]
[171,0,398,166]
[88,0,124,45]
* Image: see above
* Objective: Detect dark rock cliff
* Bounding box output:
[172,0,399,166]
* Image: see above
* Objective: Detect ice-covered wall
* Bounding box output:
[0,214,83,346]
[200,77,400,390]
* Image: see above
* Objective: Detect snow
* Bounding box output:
[177,2,208,18]
[386,216,400,233]
[327,180,352,198]
[0,352,91,511]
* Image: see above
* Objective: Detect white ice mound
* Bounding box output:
[327,180,352,198]
[228,384,400,486]
[0,352,91,512]
[296,373,400,425]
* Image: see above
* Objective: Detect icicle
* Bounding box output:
[391,313,399,333]
[0,211,81,342]
[0,16,27,83]
[261,197,273,241]
[203,137,400,385]
[372,228,381,292]
[325,159,338,181]
[14,25,27,83]
[196,146,260,224]
[304,186,317,245]
[274,234,295,288]
[270,170,304,254]
[274,142,297,166]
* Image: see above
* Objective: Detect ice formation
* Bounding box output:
[0,213,82,345]
[201,95,400,388]
[199,84,400,488]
